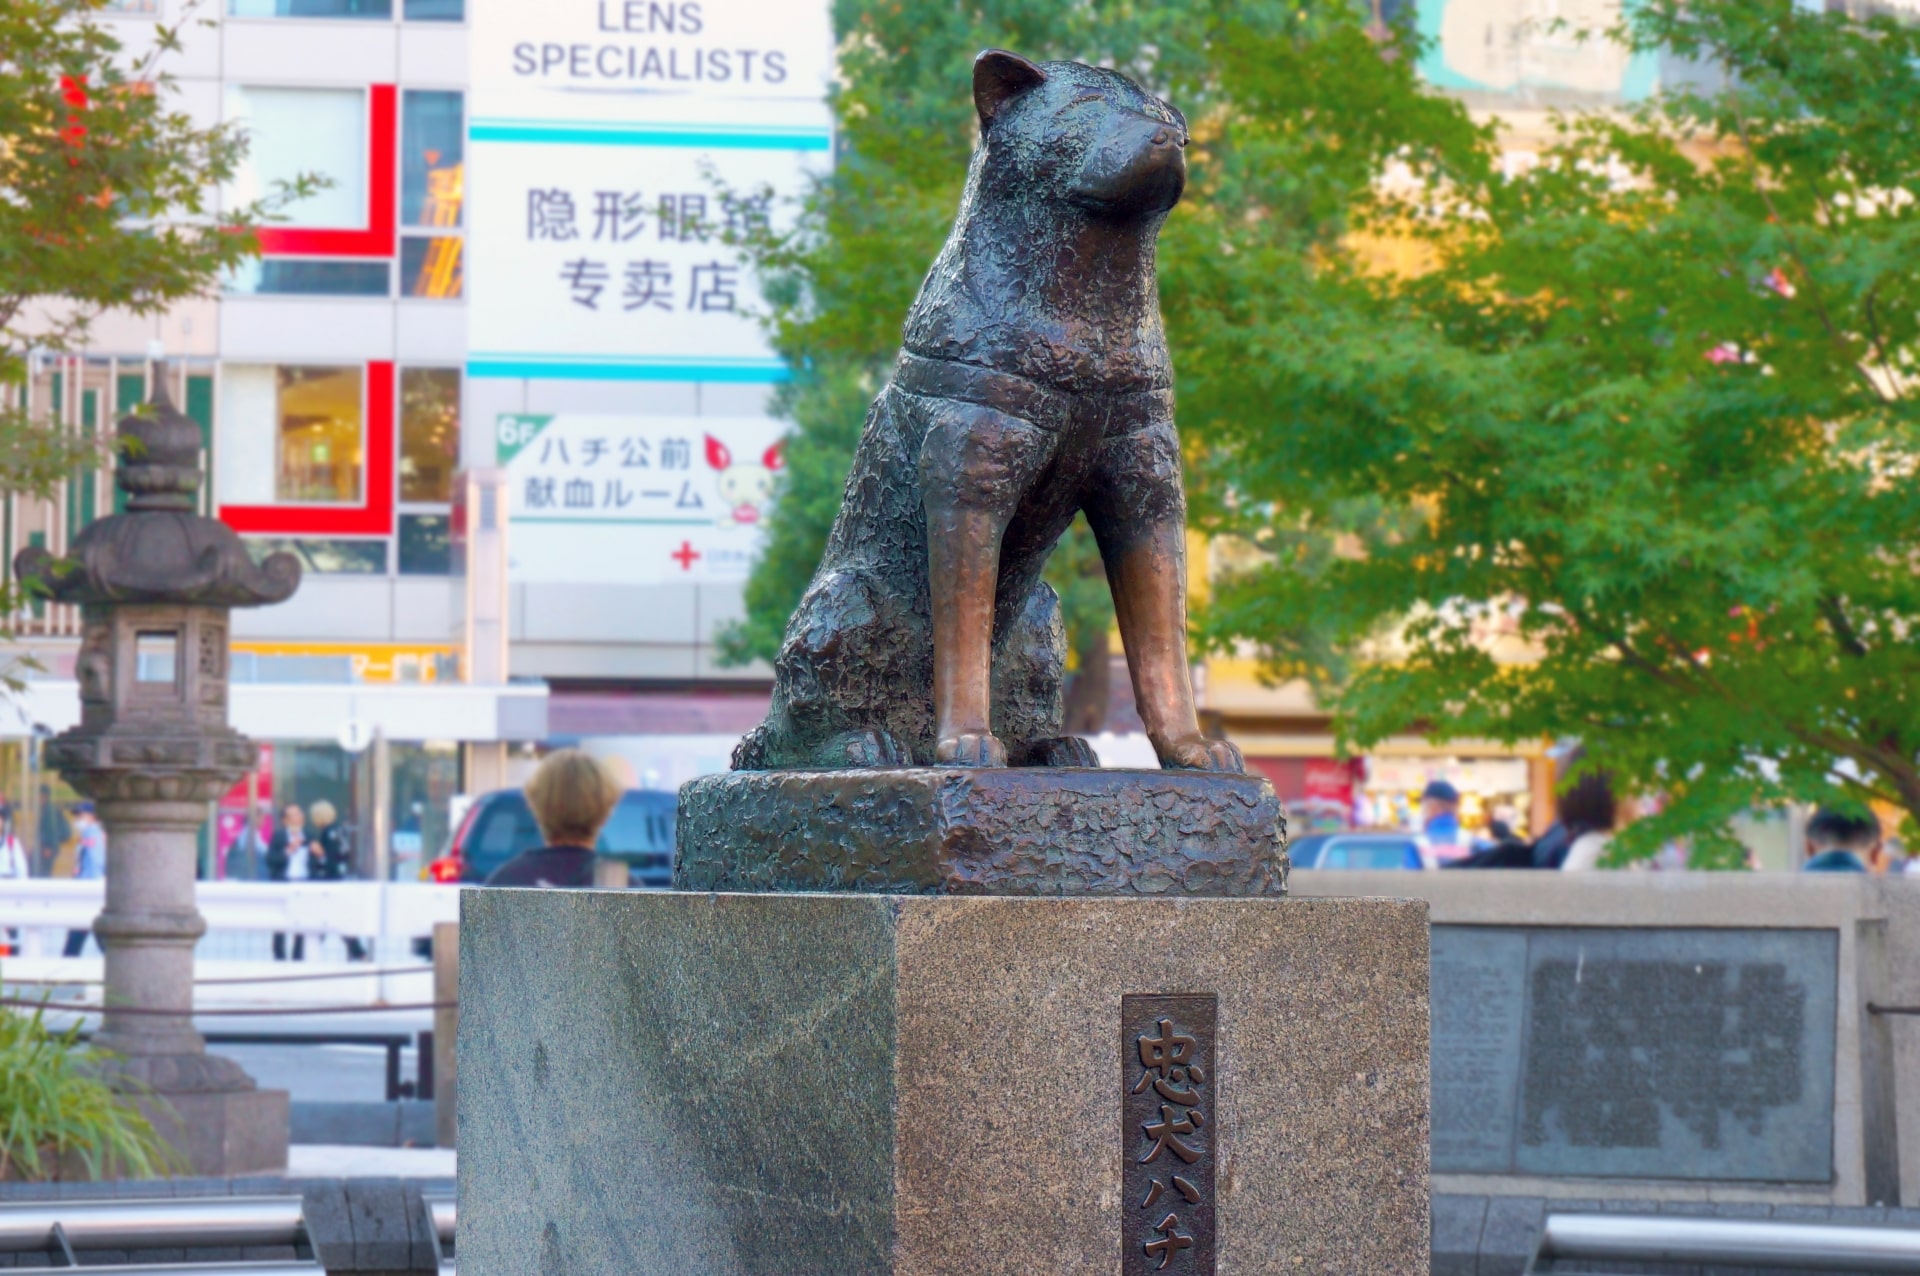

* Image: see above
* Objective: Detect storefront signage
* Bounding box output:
[497,411,784,584]
[232,642,460,684]
[467,0,832,383]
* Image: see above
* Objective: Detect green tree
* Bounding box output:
[721,0,1479,728]
[0,0,308,612]
[1199,0,1920,860]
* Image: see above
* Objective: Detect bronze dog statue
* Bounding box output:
[736,49,1242,775]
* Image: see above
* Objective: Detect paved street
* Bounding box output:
[220,1042,421,1104]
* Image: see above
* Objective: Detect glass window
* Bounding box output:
[400,236,463,298]
[226,259,390,296]
[400,367,460,502]
[224,86,366,227]
[389,742,460,881]
[278,367,363,502]
[229,0,394,16]
[403,0,462,18]
[245,538,387,574]
[398,514,451,575]
[218,365,364,505]
[402,90,463,227]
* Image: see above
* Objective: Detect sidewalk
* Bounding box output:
[289,1143,457,1179]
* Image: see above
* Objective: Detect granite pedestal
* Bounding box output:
[458,888,1429,1275]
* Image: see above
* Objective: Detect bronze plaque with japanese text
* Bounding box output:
[1122,993,1217,1275]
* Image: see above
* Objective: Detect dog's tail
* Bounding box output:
[731,722,772,771]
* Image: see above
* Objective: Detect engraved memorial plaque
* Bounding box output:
[1123,994,1216,1275]
[1430,926,1837,1182]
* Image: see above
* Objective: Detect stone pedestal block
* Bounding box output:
[145,1085,290,1177]
[676,768,1288,895]
[459,889,1428,1275]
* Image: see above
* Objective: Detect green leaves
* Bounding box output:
[1197,0,1920,850]
[0,1005,184,1181]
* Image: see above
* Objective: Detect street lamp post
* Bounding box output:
[15,365,302,1175]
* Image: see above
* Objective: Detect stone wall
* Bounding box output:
[1294,871,1920,1210]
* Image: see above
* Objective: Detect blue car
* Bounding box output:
[1288,832,1424,870]
[429,787,676,886]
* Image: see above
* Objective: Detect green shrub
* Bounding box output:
[0,1006,183,1181]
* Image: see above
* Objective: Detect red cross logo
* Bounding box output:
[670,540,701,571]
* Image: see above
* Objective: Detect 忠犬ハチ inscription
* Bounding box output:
[1430,927,1836,1182]
[1123,994,1216,1275]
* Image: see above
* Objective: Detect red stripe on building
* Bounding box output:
[254,84,397,259]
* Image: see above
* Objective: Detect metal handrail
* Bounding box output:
[40,1258,314,1266]
[0,1194,455,1253]
[1541,1212,1920,1272]
[18,1258,456,1266]
[0,1198,303,1252]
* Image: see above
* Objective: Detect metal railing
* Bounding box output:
[0,1195,455,1272]
[1537,1212,1920,1273]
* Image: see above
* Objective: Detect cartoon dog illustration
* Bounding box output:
[705,434,783,528]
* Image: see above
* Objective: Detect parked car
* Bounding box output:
[426,788,676,886]
[1288,832,1424,870]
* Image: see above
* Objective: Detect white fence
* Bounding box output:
[0,880,459,959]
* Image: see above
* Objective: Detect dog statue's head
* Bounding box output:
[971,50,1188,220]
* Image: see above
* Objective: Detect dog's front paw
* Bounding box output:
[936,730,1008,768]
[1155,735,1244,773]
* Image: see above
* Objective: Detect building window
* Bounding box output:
[402,91,462,228]
[398,514,451,575]
[244,538,387,574]
[400,367,460,502]
[226,259,390,296]
[229,0,394,17]
[403,0,463,18]
[401,90,463,297]
[218,365,364,505]
[400,235,463,298]
[224,86,367,228]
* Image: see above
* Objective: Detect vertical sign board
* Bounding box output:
[467,0,834,384]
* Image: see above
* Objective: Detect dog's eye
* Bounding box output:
[1066,91,1105,108]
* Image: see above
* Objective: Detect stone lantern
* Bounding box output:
[15,367,302,1175]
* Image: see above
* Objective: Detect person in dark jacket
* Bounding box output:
[1802,806,1879,873]
[486,749,620,888]
[309,801,369,960]
[266,803,313,961]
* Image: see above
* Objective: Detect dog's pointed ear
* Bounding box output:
[974,49,1047,129]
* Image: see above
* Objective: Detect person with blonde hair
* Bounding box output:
[485,749,622,888]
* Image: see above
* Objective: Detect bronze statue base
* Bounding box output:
[675,768,1288,897]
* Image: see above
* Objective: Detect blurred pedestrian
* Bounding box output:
[0,801,27,881]
[310,800,369,961]
[266,802,311,960]
[0,800,27,955]
[1555,770,1618,871]
[61,802,104,957]
[227,801,273,882]
[1419,780,1467,863]
[1801,807,1878,873]
[35,783,68,878]
[486,749,620,888]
